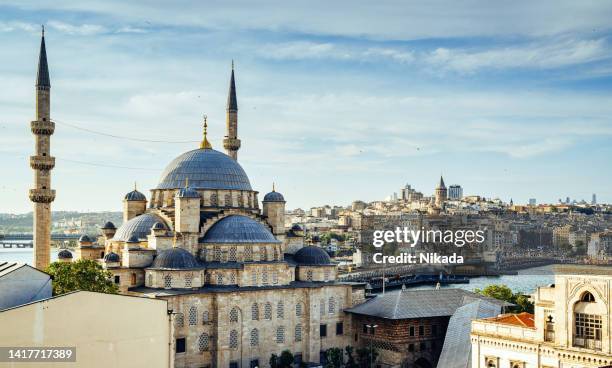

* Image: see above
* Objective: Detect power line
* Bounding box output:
[51,118,200,144]
[0,151,161,171]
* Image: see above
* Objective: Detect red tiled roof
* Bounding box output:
[485,312,535,328]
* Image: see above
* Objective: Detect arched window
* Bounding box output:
[251,303,259,320]
[229,330,238,349]
[264,302,272,320]
[237,194,244,207]
[216,273,224,285]
[277,301,285,319]
[250,328,259,346]
[205,273,211,284]
[202,310,210,324]
[273,247,279,260]
[295,324,302,342]
[319,299,325,317]
[251,271,257,286]
[486,359,496,368]
[224,193,232,207]
[260,247,267,261]
[276,326,285,343]
[189,306,198,325]
[164,275,172,289]
[244,246,253,261]
[147,274,152,286]
[210,193,218,206]
[581,291,595,302]
[296,303,303,317]
[262,270,269,285]
[324,269,330,281]
[306,270,313,281]
[230,307,239,323]
[214,246,221,262]
[175,313,184,328]
[131,273,136,285]
[328,297,336,314]
[273,271,279,285]
[229,246,237,262]
[229,272,236,285]
[184,274,192,288]
[198,333,209,352]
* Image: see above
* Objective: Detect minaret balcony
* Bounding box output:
[223,137,241,150]
[29,189,56,203]
[31,120,55,135]
[30,155,55,170]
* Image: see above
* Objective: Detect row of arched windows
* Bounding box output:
[176,306,212,328]
[228,325,304,350]
[205,245,282,262]
[319,297,341,316]
[229,302,305,323]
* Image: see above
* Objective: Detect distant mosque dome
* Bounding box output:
[79,234,93,243]
[202,215,279,244]
[263,190,285,202]
[125,189,146,201]
[157,149,251,191]
[113,213,165,241]
[104,252,120,262]
[101,221,116,229]
[58,249,73,259]
[151,247,199,269]
[294,246,333,266]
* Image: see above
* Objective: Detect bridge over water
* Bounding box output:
[0,233,82,248]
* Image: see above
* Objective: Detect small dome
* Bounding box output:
[202,215,279,244]
[58,249,73,259]
[127,234,140,243]
[79,234,93,243]
[294,246,333,266]
[291,224,303,231]
[176,186,200,199]
[101,221,116,229]
[151,222,166,230]
[104,252,120,262]
[125,189,146,201]
[151,248,199,269]
[263,191,285,202]
[113,213,165,241]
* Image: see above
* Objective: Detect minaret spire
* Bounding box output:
[30,26,56,270]
[200,114,212,149]
[223,61,241,160]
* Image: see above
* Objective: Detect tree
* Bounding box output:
[475,284,534,313]
[325,347,344,368]
[356,346,378,368]
[345,346,358,368]
[269,354,279,368]
[46,259,119,295]
[279,350,294,368]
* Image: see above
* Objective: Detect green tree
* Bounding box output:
[356,346,378,368]
[269,354,279,368]
[279,350,294,368]
[345,346,358,368]
[475,284,534,313]
[46,259,119,295]
[325,347,344,368]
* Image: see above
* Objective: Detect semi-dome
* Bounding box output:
[157,149,252,191]
[113,213,165,241]
[294,246,333,266]
[202,215,279,243]
[151,247,199,269]
[101,221,116,229]
[125,189,146,201]
[104,252,120,262]
[58,249,73,259]
[263,191,285,202]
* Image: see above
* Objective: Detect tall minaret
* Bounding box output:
[29,26,56,270]
[223,62,241,160]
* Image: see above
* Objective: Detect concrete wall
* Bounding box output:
[0,291,171,368]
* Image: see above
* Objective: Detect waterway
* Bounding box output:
[0,248,555,294]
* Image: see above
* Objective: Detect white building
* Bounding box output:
[448,185,463,200]
[471,265,612,368]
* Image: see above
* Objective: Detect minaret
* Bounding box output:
[223,61,241,160]
[29,26,56,270]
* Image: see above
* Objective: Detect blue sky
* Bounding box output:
[1,1,612,213]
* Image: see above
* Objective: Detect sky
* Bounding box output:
[1,1,612,213]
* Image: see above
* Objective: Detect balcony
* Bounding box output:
[573,337,602,351]
[29,189,56,203]
[30,120,55,135]
[545,331,555,342]
[30,155,55,170]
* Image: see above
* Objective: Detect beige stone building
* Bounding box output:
[0,291,171,368]
[45,47,366,367]
[470,265,612,368]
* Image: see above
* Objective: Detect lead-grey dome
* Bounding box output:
[294,246,333,265]
[201,215,279,243]
[113,213,165,241]
[79,234,93,243]
[157,149,252,191]
[104,252,120,262]
[125,189,146,201]
[263,191,285,202]
[151,247,199,269]
[58,249,73,259]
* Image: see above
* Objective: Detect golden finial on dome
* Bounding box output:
[200,114,212,149]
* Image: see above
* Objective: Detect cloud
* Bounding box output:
[0,21,38,32]
[47,20,107,35]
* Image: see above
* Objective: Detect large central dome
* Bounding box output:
[157,148,252,190]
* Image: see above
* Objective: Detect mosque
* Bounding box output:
[33,31,366,368]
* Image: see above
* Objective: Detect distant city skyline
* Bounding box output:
[1,1,612,213]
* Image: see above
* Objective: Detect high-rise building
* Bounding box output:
[529,198,537,206]
[29,28,56,270]
[592,193,597,205]
[448,184,463,200]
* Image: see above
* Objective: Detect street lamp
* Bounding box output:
[365,324,378,368]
